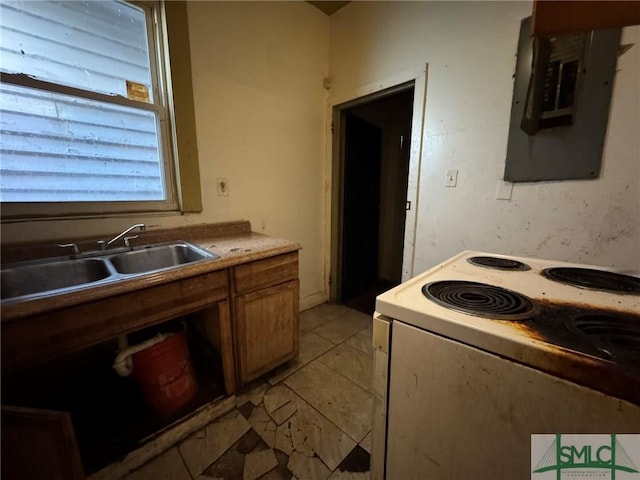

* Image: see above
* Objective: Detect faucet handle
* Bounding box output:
[58,243,80,255]
[123,235,139,247]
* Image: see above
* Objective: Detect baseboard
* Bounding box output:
[300,291,327,311]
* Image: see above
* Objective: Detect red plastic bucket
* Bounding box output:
[132,331,198,416]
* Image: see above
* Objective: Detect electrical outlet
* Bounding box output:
[217,178,229,196]
[445,169,458,187]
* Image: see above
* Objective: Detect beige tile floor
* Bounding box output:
[123,303,373,480]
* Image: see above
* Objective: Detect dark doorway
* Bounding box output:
[338,86,414,314]
[341,114,382,304]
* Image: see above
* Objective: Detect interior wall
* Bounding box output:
[329,1,640,273]
[0,1,330,308]
[185,1,329,307]
[3,1,638,310]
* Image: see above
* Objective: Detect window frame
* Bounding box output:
[0,0,189,220]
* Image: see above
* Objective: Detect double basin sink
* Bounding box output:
[1,241,219,303]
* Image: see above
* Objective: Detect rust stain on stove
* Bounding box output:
[536,297,639,314]
[497,298,640,405]
[503,298,640,349]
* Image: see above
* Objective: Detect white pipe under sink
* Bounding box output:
[112,333,173,376]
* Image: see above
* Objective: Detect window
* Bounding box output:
[0,0,201,218]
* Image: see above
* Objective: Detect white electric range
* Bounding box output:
[371,251,640,480]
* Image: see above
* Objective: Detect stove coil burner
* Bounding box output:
[422,280,537,321]
[467,256,531,271]
[542,267,640,294]
[568,314,640,361]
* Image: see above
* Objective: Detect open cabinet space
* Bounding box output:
[2,312,228,476]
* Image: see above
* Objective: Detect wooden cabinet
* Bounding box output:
[1,275,233,480]
[1,247,300,477]
[532,1,640,36]
[2,406,85,480]
[2,270,228,371]
[232,252,300,385]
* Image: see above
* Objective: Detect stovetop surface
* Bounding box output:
[375,251,640,404]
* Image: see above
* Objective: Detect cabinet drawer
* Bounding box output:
[233,252,298,294]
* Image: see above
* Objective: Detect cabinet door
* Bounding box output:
[2,405,85,480]
[235,280,299,384]
[532,0,640,36]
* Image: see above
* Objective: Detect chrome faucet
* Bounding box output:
[98,223,146,250]
[58,243,81,256]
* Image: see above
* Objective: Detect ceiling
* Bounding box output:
[307,1,350,16]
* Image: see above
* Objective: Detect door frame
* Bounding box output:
[325,64,429,301]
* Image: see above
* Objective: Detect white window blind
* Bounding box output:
[0,0,174,208]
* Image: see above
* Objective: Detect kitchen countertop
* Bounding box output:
[1,221,301,322]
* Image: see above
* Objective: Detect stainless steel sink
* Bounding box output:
[110,242,215,274]
[1,241,218,302]
[1,258,112,300]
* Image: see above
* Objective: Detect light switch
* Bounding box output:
[445,169,458,187]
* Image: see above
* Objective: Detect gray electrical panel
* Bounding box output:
[504,17,621,182]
